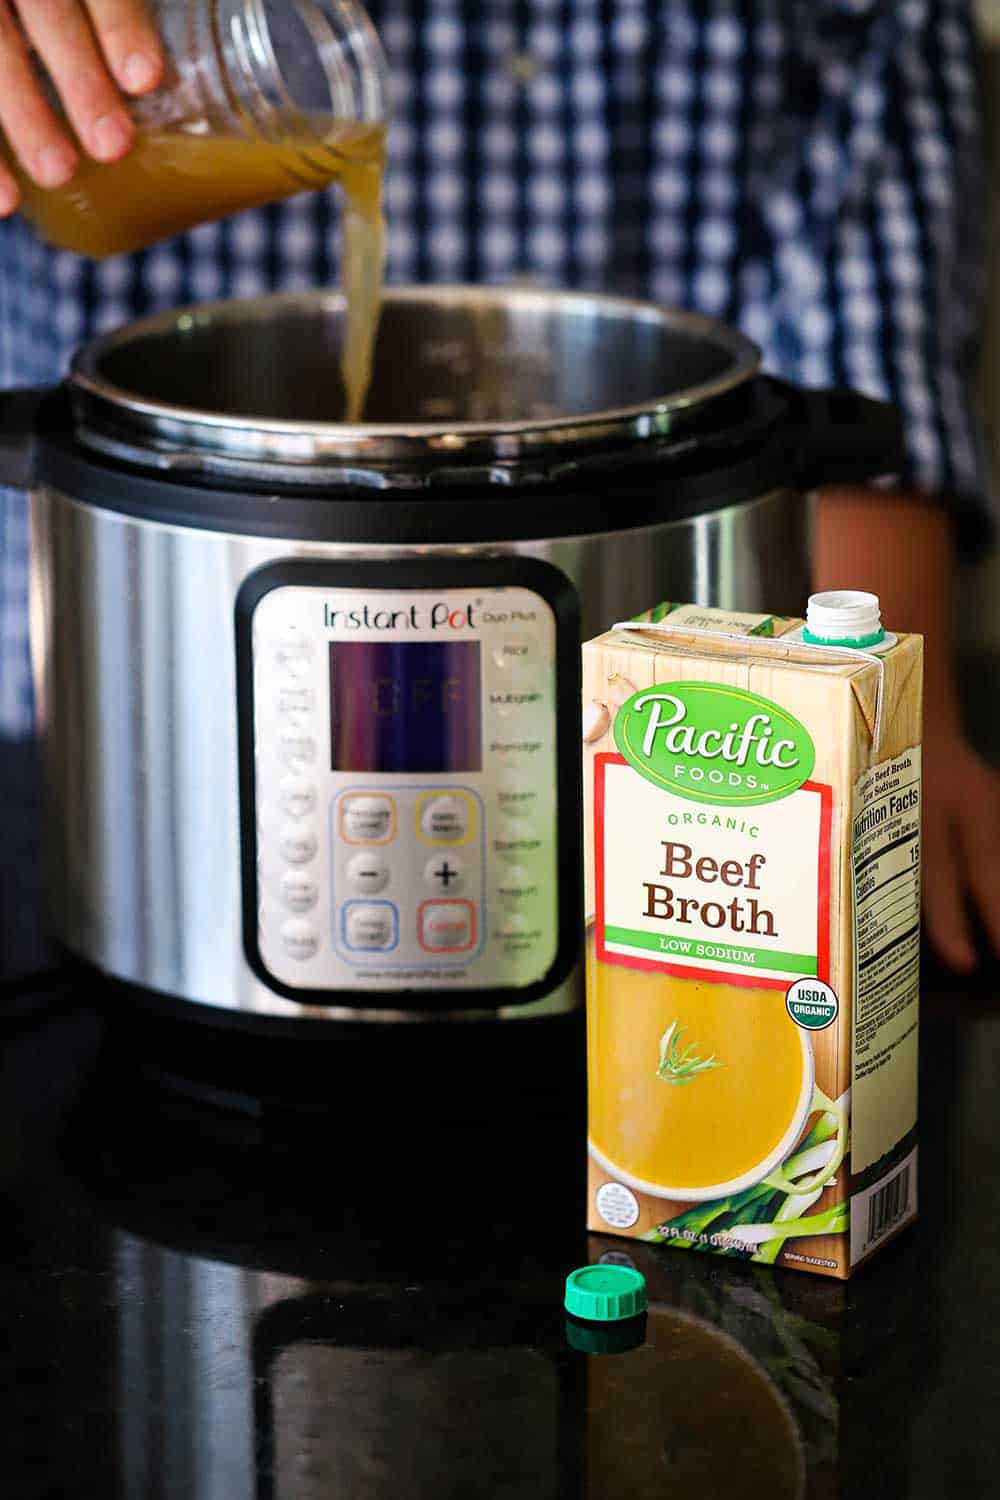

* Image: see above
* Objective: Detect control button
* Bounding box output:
[279,732,317,772]
[340,794,396,845]
[495,866,539,909]
[497,814,535,841]
[277,684,316,720]
[281,918,319,960]
[493,832,544,864]
[343,902,397,951]
[496,785,540,816]
[281,870,319,913]
[495,913,542,947]
[280,825,318,865]
[488,736,545,767]
[281,655,313,681]
[491,635,538,670]
[424,854,465,894]
[277,636,314,675]
[489,689,546,718]
[280,776,317,820]
[346,850,391,895]
[418,792,473,846]
[497,762,544,790]
[419,900,476,953]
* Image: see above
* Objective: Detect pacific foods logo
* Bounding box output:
[613,681,816,806]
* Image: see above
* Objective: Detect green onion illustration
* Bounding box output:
[656,1020,723,1086]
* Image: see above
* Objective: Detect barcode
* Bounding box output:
[866,1165,910,1249]
[850,1145,917,1266]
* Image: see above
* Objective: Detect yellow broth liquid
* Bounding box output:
[587,935,807,1192]
[0,121,386,421]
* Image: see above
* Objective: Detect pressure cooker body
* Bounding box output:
[4,288,902,1030]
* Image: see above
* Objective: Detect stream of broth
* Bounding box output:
[0,120,386,421]
[587,934,807,1192]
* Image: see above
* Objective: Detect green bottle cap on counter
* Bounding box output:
[564,1264,647,1323]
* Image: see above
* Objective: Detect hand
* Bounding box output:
[921,728,1000,972]
[0,0,163,216]
[812,487,1000,973]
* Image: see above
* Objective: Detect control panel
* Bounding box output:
[240,565,568,1002]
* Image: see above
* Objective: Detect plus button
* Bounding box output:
[425,854,464,894]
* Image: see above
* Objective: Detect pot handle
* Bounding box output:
[0,386,50,491]
[789,383,905,492]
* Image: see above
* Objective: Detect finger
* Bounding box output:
[922,810,976,972]
[959,796,1000,958]
[0,1,78,187]
[15,0,135,163]
[83,0,163,94]
[0,160,20,214]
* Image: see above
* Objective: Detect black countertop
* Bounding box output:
[2,740,1000,1499]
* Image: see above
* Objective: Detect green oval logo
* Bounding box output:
[613,681,816,806]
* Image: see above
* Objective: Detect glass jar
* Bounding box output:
[0,0,388,259]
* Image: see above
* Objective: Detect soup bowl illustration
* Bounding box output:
[586,955,849,1205]
[590,1027,838,1203]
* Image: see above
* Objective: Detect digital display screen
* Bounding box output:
[329,641,482,773]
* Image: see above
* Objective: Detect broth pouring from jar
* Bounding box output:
[0,0,387,423]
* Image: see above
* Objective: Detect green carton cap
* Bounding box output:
[564,1265,647,1323]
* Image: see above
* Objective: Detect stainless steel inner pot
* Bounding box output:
[68,285,761,477]
[6,287,900,1031]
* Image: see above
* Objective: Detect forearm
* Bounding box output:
[813,487,962,740]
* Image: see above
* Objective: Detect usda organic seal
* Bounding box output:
[785,977,839,1031]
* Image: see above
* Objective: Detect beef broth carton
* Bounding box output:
[582,594,922,1278]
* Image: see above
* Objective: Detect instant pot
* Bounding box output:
[0,287,901,1031]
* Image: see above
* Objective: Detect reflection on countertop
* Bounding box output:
[0,967,998,1499]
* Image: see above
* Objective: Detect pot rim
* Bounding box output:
[67,284,761,470]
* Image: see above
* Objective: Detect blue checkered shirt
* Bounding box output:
[0,0,992,735]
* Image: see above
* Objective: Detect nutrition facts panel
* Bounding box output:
[239,567,566,1002]
[850,747,922,1173]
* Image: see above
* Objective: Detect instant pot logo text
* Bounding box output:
[323,601,477,631]
[614,682,816,806]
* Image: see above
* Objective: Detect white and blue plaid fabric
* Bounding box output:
[0,0,992,735]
